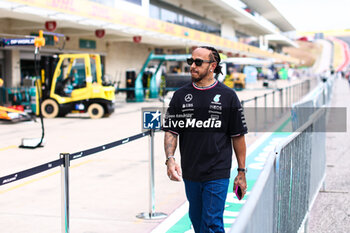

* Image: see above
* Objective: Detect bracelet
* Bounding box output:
[237,168,248,173]
[165,155,175,165]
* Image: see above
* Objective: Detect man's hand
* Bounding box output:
[164,131,181,181]
[166,158,182,182]
[233,172,247,199]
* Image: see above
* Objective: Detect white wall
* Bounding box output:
[105,42,153,87]
[4,50,21,87]
[221,20,237,41]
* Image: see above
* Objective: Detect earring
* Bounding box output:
[210,70,213,72]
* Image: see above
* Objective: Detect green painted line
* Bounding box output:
[276,117,291,133]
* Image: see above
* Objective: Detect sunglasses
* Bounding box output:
[187,58,214,66]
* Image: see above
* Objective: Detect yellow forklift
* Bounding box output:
[38,53,115,119]
[223,70,246,89]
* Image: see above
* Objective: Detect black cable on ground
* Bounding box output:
[19,51,45,149]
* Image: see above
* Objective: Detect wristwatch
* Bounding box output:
[237,168,248,173]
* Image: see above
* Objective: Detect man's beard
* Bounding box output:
[191,67,210,83]
[191,74,204,83]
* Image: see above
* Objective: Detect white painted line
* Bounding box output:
[223,210,239,217]
[151,201,189,233]
[224,218,236,224]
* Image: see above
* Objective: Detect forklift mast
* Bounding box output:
[40,55,59,98]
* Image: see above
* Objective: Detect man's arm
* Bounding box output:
[232,135,246,168]
[164,131,182,181]
[232,135,247,198]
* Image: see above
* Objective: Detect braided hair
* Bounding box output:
[199,46,223,75]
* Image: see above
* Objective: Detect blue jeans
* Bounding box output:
[184,178,229,233]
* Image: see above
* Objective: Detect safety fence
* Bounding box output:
[229,75,334,233]
[0,130,159,233]
[240,78,313,133]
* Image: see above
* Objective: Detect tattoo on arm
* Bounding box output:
[164,132,178,157]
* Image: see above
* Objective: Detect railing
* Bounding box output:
[240,78,313,133]
[0,130,166,233]
[229,75,334,233]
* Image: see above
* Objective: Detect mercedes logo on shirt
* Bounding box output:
[184,94,193,102]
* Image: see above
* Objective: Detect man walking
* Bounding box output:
[164,46,248,232]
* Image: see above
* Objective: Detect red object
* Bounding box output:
[95,29,105,38]
[45,21,57,31]
[8,105,24,112]
[133,36,142,43]
[298,36,308,41]
[244,7,252,13]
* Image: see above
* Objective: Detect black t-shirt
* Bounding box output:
[164,81,248,181]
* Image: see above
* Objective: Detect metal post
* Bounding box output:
[149,129,156,215]
[254,96,258,135]
[289,86,292,107]
[137,130,167,219]
[301,82,304,97]
[297,83,299,101]
[304,216,309,233]
[60,153,70,233]
[264,93,267,127]
[279,88,283,115]
[286,86,289,107]
[272,90,275,121]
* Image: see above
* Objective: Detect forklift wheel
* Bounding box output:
[88,103,104,119]
[41,99,59,118]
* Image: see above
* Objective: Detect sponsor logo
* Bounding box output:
[143,110,162,129]
[73,152,83,159]
[184,94,193,102]
[2,174,18,184]
[208,110,222,115]
[211,94,221,105]
[182,103,193,108]
[213,94,221,102]
[210,105,222,110]
[164,118,221,128]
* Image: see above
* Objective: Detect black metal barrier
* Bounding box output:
[69,131,150,161]
[0,130,152,232]
[0,158,63,186]
[0,131,150,186]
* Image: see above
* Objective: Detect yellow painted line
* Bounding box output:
[134,218,144,224]
[0,145,17,151]
[0,159,94,195]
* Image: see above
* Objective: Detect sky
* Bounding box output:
[271,0,350,32]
